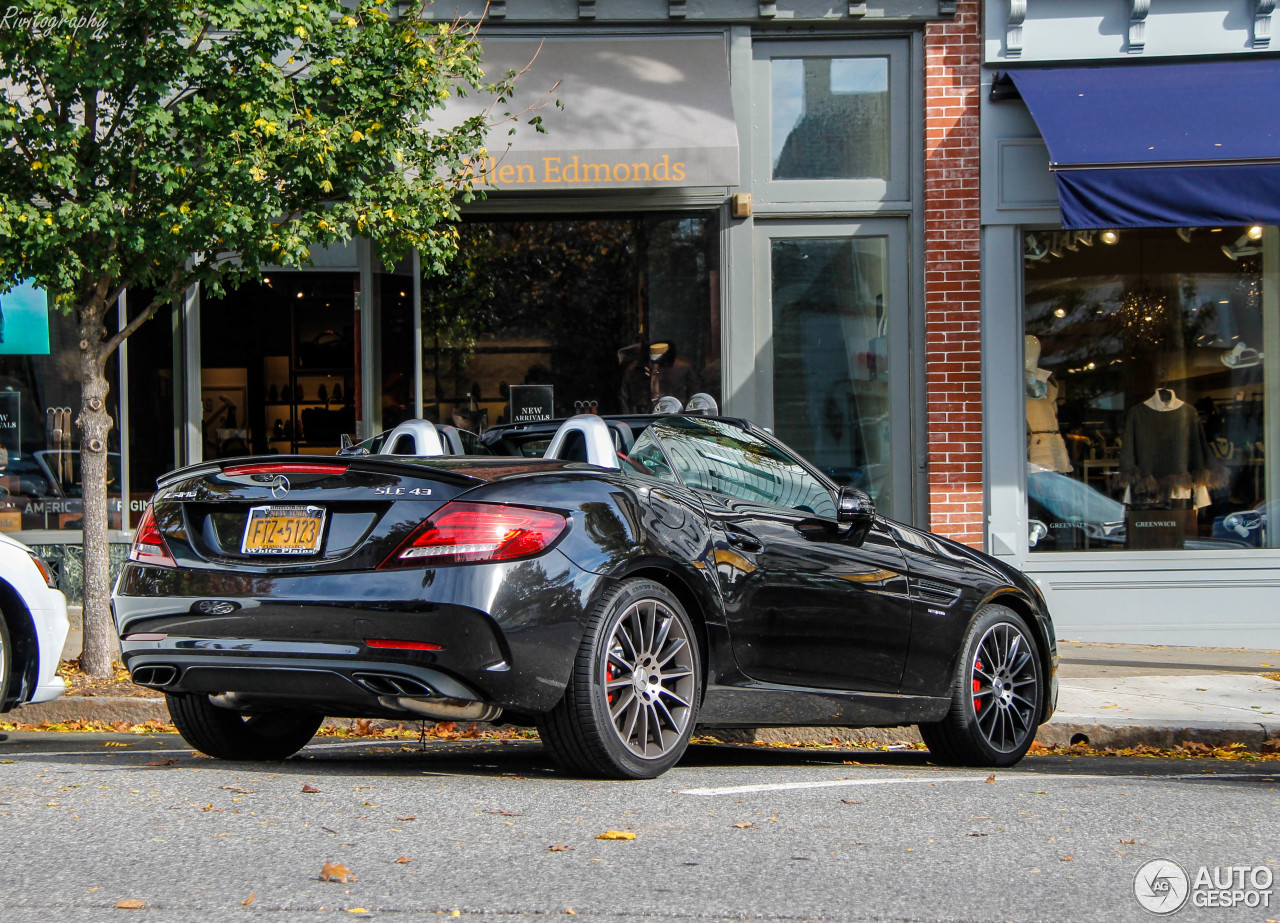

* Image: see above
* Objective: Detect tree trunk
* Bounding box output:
[78,304,116,678]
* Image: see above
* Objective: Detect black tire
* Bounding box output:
[537,579,702,780]
[0,613,10,712]
[919,605,1044,767]
[166,692,323,761]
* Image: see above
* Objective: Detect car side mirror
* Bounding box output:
[836,486,875,526]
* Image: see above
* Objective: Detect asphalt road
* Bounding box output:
[0,734,1276,923]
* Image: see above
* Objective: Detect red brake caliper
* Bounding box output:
[607,665,614,705]
[972,659,983,712]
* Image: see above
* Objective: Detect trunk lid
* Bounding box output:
[147,457,485,572]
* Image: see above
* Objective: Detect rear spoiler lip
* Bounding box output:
[154,454,485,491]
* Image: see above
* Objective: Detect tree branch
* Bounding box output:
[101,267,184,359]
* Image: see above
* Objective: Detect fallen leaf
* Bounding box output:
[730,822,754,829]
[450,912,461,918]
[547,844,573,852]
[967,832,988,837]
[146,759,178,766]
[200,804,214,812]
[301,784,320,794]
[565,910,576,915]
[1061,855,1074,862]
[985,774,996,783]
[395,856,413,864]
[320,862,356,883]
[840,799,863,805]
[1121,839,1136,844]
[1262,737,1280,755]
[102,741,132,747]
[115,898,145,909]
[396,814,417,822]
[0,759,14,764]
[347,910,369,915]
[596,830,636,841]
[220,785,255,794]
[242,893,255,906]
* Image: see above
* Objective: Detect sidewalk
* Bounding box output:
[16,635,1280,751]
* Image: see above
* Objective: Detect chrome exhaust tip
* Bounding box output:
[377,695,503,723]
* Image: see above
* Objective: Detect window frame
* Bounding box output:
[751,38,912,207]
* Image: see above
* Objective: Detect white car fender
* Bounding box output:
[0,533,69,707]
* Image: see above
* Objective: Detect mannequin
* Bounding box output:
[619,341,701,413]
[1117,386,1220,506]
[1024,335,1071,473]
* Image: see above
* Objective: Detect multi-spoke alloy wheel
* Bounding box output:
[538,579,702,779]
[969,622,1039,754]
[602,597,697,759]
[919,605,1043,767]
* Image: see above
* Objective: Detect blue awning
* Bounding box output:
[1008,61,1280,229]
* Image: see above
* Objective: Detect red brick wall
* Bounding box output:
[924,0,983,546]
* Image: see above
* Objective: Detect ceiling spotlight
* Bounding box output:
[296,291,305,299]
[1023,233,1048,261]
[1074,231,1095,247]
[1053,307,1067,318]
[1100,230,1120,245]
[1061,232,1080,253]
[1221,233,1262,261]
[1247,225,1264,240]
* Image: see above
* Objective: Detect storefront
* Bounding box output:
[3,1,960,602]
[981,2,1280,646]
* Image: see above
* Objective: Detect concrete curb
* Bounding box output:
[7,696,1274,752]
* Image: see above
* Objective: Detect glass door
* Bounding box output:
[754,219,911,519]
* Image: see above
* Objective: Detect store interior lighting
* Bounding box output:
[1221,232,1262,261]
[1099,229,1120,245]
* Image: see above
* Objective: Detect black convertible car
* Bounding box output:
[112,413,1057,779]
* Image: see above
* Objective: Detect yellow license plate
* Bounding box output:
[241,506,326,555]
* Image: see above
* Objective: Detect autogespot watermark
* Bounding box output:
[1134,859,1275,914]
[0,5,109,40]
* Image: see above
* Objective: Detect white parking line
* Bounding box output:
[676,772,1209,796]
[679,776,989,796]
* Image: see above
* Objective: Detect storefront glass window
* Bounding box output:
[126,289,174,524]
[0,281,122,532]
[201,273,359,458]
[1023,227,1276,551]
[770,236,892,512]
[421,212,720,427]
[379,271,415,431]
[770,57,889,181]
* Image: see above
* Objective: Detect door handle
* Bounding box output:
[724,529,763,553]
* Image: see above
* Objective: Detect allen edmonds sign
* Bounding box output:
[463,153,692,188]
[436,36,739,191]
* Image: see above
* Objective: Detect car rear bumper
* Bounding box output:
[111,550,605,717]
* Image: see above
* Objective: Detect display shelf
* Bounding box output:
[260,308,356,454]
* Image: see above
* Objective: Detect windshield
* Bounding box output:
[643,417,837,517]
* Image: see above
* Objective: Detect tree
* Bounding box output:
[0,0,533,675]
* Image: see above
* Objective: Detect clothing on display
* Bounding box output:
[1116,390,1224,505]
[1024,335,1071,473]
[619,341,702,413]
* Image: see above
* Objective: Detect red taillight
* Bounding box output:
[224,463,349,476]
[365,639,444,651]
[382,501,567,568]
[128,506,176,567]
